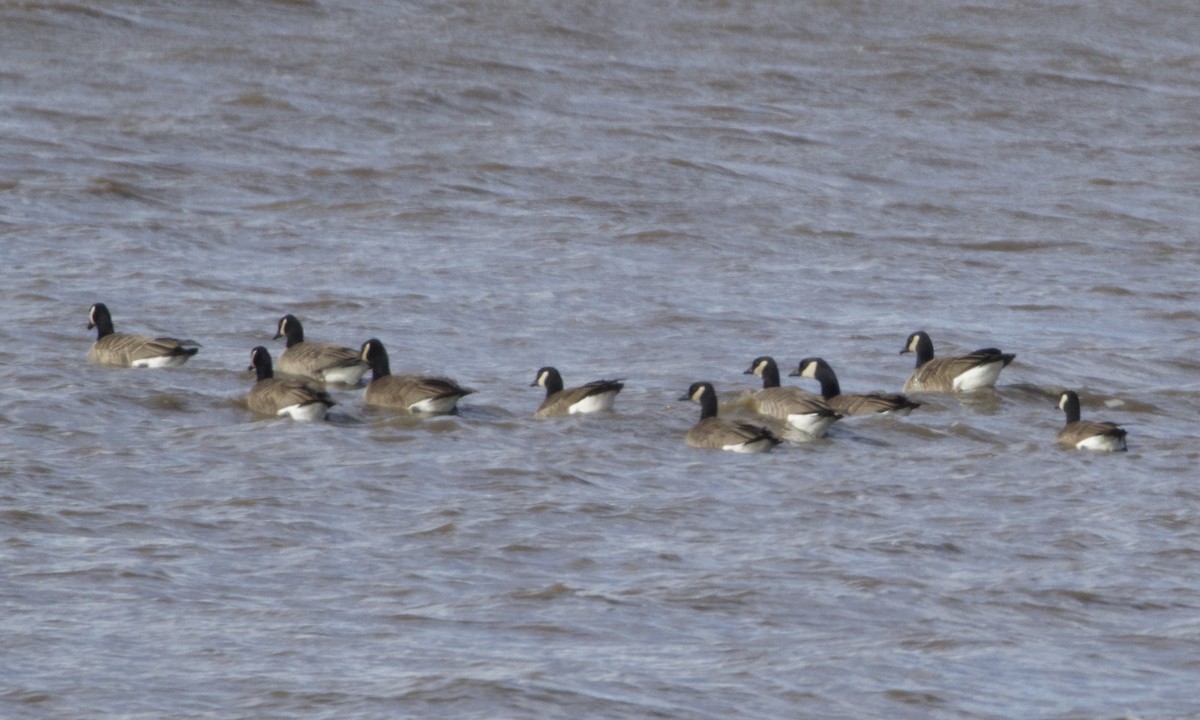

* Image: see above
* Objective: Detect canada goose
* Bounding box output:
[530,367,624,418]
[86,302,199,368]
[679,381,781,452]
[1056,390,1128,452]
[273,314,369,385]
[899,330,1016,393]
[246,346,335,421]
[743,356,841,438]
[359,338,475,414]
[790,357,922,416]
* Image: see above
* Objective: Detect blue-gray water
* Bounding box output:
[2,1,1199,718]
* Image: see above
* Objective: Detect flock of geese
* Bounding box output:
[85,302,1131,454]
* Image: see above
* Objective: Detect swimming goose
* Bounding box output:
[273,314,369,385]
[1056,390,1128,452]
[791,357,922,416]
[86,302,199,368]
[679,381,781,452]
[899,330,1015,393]
[246,346,335,421]
[743,356,841,438]
[531,367,624,418]
[360,338,475,414]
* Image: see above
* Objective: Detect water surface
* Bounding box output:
[2,1,1199,718]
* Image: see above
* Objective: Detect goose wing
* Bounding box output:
[830,392,921,416]
[906,350,1015,393]
[90,333,198,366]
[1058,420,1128,450]
[686,417,779,451]
[366,374,475,412]
[248,377,334,416]
[278,341,367,381]
[749,387,828,417]
[536,379,624,417]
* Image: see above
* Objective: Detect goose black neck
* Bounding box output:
[89,304,115,339]
[814,363,841,398]
[367,343,392,380]
[697,389,719,420]
[92,316,114,339]
[1061,393,1081,424]
[280,316,304,347]
[912,334,934,368]
[542,368,564,397]
[759,360,781,389]
[253,351,274,381]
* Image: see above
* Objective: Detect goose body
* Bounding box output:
[900,331,1015,393]
[791,357,921,416]
[1057,390,1127,452]
[744,356,841,437]
[360,338,474,414]
[531,367,623,418]
[246,346,335,421]
[273,314,369,385]
[680,381,780,452]
[86,303,199,368]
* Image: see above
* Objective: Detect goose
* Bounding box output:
[899,330,1015,393]
[530,367,624,418]
[273,314,369,385]
[743,356,841,438]
[679,381,781,452]
[1056,390,1128,452]
[359,338,475,414]
[790,357,922,416]
[86,302,199,368]
[246,346,335,421]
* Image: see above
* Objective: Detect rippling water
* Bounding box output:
[3,1,1200,718]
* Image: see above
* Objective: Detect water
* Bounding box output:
[3,1,1199,718]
